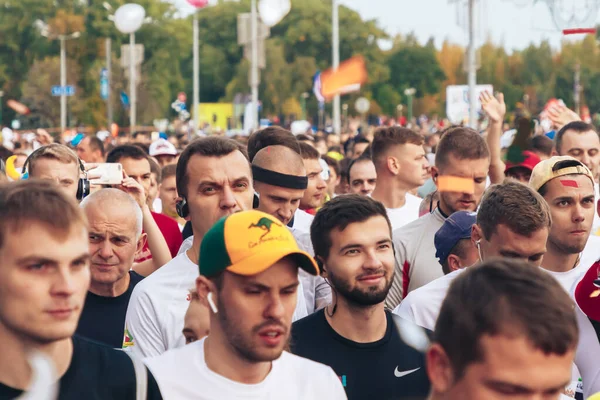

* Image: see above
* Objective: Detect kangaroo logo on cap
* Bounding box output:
[248,217,282,240]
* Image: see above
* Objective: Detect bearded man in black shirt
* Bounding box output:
[291,194,430,400]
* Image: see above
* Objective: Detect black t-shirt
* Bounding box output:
[0,335,162,399]
[76,271,144,348]
[291,309,430,400]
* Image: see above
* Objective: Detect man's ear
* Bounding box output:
[387,156,400,175]
[431,166,440,182]
[317,256,328,278]
[446,254,462,272]
[471,224,483,245]
[196,275,216,310]
[135,233,148,256]
[426,343,456,394]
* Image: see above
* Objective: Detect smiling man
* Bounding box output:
[145,210,346,399]
[77,189,147,348]
[291,195,430,400]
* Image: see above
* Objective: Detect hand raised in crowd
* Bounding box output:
[479,91,506,123]
[547,103,581,129]
[120,173,147,209]
[35,128,54,145]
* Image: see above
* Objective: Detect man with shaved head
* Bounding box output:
[252,144,331,315]
[76,188,147,348]
[252,145,307,226]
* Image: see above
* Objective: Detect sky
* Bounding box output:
[173,0,600,52]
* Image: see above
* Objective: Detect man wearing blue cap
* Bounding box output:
[433,211,479,275]
[393,181,551,331]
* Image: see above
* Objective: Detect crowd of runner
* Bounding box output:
[0,92,599,400]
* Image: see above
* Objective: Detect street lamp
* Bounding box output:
[332,0,341,135]
[35,20,80,135]
[187,0,209,135]
[113,3,146,132]
[300,92,309,120]
[404,88,416,123]
[0,91,4,126]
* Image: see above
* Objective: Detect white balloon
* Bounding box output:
[258,0,291,27]
[114,3,146,34]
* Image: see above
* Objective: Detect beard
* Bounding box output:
[328,269,394,307]
[217,297,289,363]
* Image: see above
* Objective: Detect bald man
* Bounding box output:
[252,145,332,315]
[253,145,307,226]
[76,189,147,348]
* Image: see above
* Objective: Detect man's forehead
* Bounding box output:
[545,175,595,195]
[563,129,600,147]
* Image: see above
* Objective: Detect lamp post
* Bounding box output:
[187,0,209,134]
[404,88,416,123]
[113,3,146,133]
[0,91,4,125]
[300,92,309,120]
[36,20,80,135]
[332,0,341,135]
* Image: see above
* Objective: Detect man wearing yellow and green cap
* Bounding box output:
[144,210,347,399]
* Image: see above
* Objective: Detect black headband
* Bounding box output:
[252,165,308,190]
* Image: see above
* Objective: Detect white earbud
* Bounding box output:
[475,240,483,262]
[207,292,218,314]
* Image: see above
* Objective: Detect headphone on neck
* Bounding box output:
[22,147,90,200]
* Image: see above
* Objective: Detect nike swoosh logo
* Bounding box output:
[394,367,421,378]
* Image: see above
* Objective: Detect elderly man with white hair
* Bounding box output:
[76,188,147,348]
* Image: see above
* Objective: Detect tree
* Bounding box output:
[387,45,446,98]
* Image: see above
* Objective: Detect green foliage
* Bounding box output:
[2,0,600,128]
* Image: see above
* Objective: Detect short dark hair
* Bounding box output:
[322,155,340,177]
[299,141,320,161]
[311,194,391,264]
[528,135,553,157]
[555,121,599,154]
[149,157,162,183]
[296,134,314,142]
[434,258,578,379]
[477,181,551,240]
[435,126,489,170]
[161,164,177,181]
[247,126,300,162]
[441,239,472,275]
[346,155,373,184]
[176,136,248,197]
[88,136,105,157]
[0,180,87,250]
[133,143,150,155]
[371,127,424,165]
[106,145,148,164]
[338,158,352,184]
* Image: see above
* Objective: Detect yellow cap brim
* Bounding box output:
[227,248,319,277]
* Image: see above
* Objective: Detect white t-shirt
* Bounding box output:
[152,198,162,213]
[546,235,600,294]
[144,337,347,400]
[393,268,465,331]
[291,227,332,314]
[124,252,308,358]
[394,234,600,331]
[292,209,314,233]
[386,208,446,309]
[386,193,422,231]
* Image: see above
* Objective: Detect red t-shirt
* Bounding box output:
[135,212,183,263]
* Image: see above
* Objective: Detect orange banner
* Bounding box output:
[320,56,368,100]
